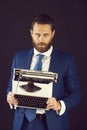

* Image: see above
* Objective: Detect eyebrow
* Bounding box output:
[35,32,50,35]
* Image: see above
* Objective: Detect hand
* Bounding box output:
[7,91,18,106]
[46,97,61,111]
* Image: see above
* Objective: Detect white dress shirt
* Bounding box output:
[30,46,66,115]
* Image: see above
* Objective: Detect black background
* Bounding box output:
[0,0,87,130]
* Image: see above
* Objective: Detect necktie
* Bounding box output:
[34,54,44,70]
[25,54,44,122]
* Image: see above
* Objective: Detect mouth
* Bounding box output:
[37,43,46,47]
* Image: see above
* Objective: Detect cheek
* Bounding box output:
[32,36,38,42]
[46,38,52,43]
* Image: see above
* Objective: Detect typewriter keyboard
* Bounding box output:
[14,94,48,109]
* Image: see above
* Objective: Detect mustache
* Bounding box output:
[37,42,46,45]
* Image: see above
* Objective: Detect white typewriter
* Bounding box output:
[12,68,58,110]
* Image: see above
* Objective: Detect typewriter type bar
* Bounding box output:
[13,68,58,84]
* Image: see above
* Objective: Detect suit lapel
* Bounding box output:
[49,49,60,73]
[27,49,34,69]
[20,49,33,69]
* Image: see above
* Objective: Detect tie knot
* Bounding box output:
[34,54,44,70]
[37,54,44,61]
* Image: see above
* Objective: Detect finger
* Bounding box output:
[47,97,56,104]
[9,92,14,97]
[7,92,17,104]
[46,99,58,110]
[46,104,55,110]
[46,101,55,109]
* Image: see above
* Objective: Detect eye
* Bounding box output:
[44,34,49,37]
[35,33,40,37]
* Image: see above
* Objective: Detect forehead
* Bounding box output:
[32,23,52,33]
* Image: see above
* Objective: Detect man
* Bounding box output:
[7,14,81,130]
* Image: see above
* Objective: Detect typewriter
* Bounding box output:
[12,68,58,110]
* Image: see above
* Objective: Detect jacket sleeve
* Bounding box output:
[6,55,16,95]
[63,56,81,111]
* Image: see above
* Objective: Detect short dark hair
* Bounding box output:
[30,14,55,31]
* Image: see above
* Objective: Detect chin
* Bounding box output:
[36,47,48,53]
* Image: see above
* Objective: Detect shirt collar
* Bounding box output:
[34,46,53,57]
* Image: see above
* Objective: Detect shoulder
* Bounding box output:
[14,48,33,58]
[52,49,78,72]
[52,48,76,68]
[53,48,74,59]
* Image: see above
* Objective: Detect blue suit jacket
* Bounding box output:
[7,48,81,130]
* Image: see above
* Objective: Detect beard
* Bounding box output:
[32,38,53,53]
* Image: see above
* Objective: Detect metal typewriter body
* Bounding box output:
[12,68,58,109]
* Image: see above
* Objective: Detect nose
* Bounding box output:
[38,35,44,42]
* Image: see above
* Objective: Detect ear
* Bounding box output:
[52,30,55,38]
[30,29,33,36]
